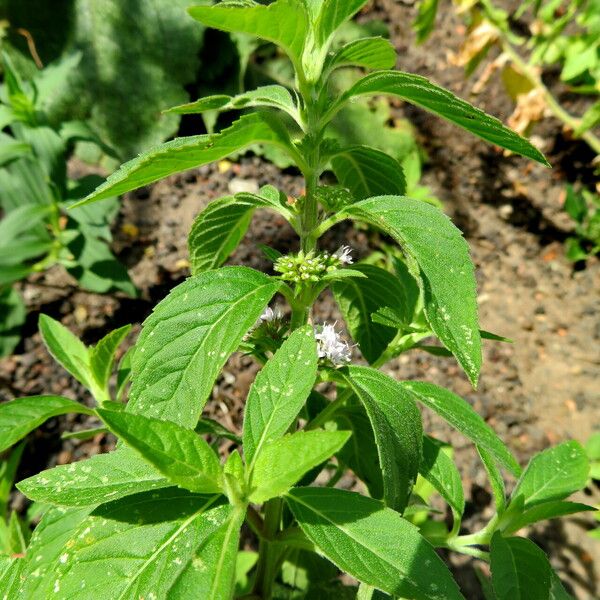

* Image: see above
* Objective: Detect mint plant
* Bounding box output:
[0,52,135,357]
[0,2,595,598]
[563,184,600,261]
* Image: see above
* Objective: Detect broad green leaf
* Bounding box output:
[332,264,410,364]
[286,487,465,599]
[490,533,552,600]
[249,430,350,503]
[167,85,300,121]
[75,113,297,206]
[342,197,481,385]
[128,267,280,427]
[0,204,50,246]
[38,314,92,390]
[511,441,589,508]
[312,0,370,45]
[48,489,230,599]
[188,0,308,67]
[502,501,595,535]
[0,287,26,358]
[89,324,131,391]
[327,37,397,71]
[98,410,222,494]
[0,443,24,515]
[420,436,465,517]
[413,0,439,43]
[116,347,133,401]
[5,511,27,555]
[344,366,423,512]
[331,146,406,200]
[17,506,93,598]
[0,396,93,453]
[550,571,576,600]
[478,446,507,514]
[0,558,24,597]
[0,136,30,167]
[335,71,549,165]
[17,449,169,507]
[401,381,520,475]
[243,325,317,467]
[188,196,255,274]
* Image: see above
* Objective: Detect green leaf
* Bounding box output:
[0,395,93,453]
[38,314,92,390]
[344,366,423,512]
[286,487,465,599]
[249,430,350,503]
[74,113,297,206]
[0,287,26,358]
[331,146,406,200]
[188,0,308,67]
[420,436,465,517]
[188,196,255,274]
[490,533,552,600]
[402,381,521,476]
[16,506,92,598]
[312,0,370,45]
[17,448,169,507]
[478,446,507,514]
[48,489,235,599]
[0,443,25,515]
[116,346,133,401]
[128,266,280,427]
[243,325,318,467]
[564,185,587,223]
[0,558,24,597]
[0,204,51,246]
[98,410,222,494]
[167,85,299,122]
[335,71,549,165]
[327,37,397,71]
[502,501,595,535]
[332,264,411,363]
[511,441,589,509]
[0,136,31,167]
[342,197,481,385]
[413,0,439,43]
[89,324,131,391]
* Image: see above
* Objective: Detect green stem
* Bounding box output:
[252,499,283,599]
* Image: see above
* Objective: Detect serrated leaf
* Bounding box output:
[331,146,406,200]
[332,264,411,364]
[344,366,422,512]
[167,85,299,121]
[17,506,92,598]
[38,314,92,390]
[243,326,318,467]
[17,449,169,507]
[343,197,481,385]
[490,533,552,600]
[188,0,308,66]
[250,430,350,503]
[420,436,465,517]
[401,381,520,475]
[327,37,396,71]
[98,410,222,494]
[502,501,595,535]
[89,324,131,392]
[335,71,549,165]
[286,487,465,599]
[511,441,589,509]
[0,396,93,453]
[312,0,370,45]
[75,113,296,206]
[128,266,280,427]
[48,489,232,599]
[0,287,26,358]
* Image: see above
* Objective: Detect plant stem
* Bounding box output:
[252,499,284,599]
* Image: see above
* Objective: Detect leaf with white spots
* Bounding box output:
[401,381,521,476]
[342,197,481,386]
[128,266,280,428]
[49,489,233,599]
[286,487,465,599]
[97,409,223,494]
[17,448,170,507]
[243,325,318,468]
[510,441,589,509]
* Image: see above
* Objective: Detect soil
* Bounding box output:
[1,1,599,598]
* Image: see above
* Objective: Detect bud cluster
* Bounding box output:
[274,246,353,284]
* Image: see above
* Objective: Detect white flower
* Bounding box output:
[333,245,353,265]
[315,322,352,366]
[259,306,283,323]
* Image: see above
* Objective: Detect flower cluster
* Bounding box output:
[274,246,353,284]
[315,322,352,367]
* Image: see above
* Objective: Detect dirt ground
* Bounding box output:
[1,1,598,598]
